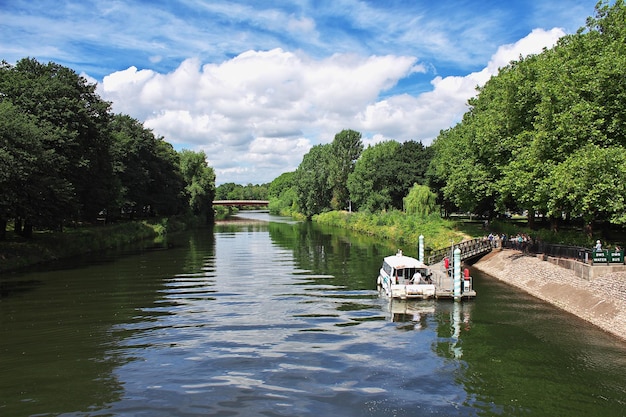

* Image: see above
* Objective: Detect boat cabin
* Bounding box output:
[381,251,431,285]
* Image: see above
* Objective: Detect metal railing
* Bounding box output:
[427,237,625,266]
[501,240,625,265]
[427,238,493,265]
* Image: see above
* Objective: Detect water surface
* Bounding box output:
[1,213,624,416]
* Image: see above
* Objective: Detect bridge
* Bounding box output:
[212,200,269,207]
[427,238,493,265]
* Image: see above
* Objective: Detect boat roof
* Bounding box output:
[383,251,428,269]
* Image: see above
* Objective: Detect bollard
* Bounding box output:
[454,248,461,300]
[419,235,424,263]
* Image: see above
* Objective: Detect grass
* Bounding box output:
[313,210,475,252]
[313,210,615,252]
[0,215,198,273]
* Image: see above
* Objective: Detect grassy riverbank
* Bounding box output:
[0,215,198,273]
[313,210,609,253]
[312,210,479,252]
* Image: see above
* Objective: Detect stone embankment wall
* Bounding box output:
[473,249,626,342]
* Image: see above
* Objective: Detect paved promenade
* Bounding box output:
[473,249,626,342]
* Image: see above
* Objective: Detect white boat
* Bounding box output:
[377,250,436,299]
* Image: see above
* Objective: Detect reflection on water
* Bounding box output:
[0,213,625,416]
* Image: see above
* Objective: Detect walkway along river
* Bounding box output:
[0,212,624,416]
[473,248,626,342]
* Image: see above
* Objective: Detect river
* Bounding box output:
[1,212,625,416]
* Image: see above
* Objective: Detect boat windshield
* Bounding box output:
[394,267,429,283]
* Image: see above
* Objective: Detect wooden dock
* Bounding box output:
[429,260,478,299]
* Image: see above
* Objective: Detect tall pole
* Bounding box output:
[418,235,424,263]
[454,247,461,300]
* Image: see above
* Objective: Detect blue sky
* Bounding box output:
[0,0,601,184]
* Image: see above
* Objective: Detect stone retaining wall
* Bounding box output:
[473,249,626,342]
[541,254,626,280]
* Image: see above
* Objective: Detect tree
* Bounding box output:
[0,58,114,221]
[179,149,216,222]
[347,140,399,212]
[294,144,333,218]
[109,114,156,216]
[0,101,74,237]
[429,0,626,228]
[109,115,187,218]
[329,129,363,210]
[547,145,626,235]
[215,183,241,200]
[150,139,186,216]
[403,184,439,217]
[390,140,433,209]
[269,172,295,199]
[429,122,497,216]
[268,171,298,215]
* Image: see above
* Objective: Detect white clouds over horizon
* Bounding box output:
[1,0,599,184]
[98,28,565,184]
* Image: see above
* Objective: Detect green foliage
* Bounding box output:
[547,145,626,225]
[314,210,468,251]
[294,144,334,218]
[0,100,75,233]
[215,182,269,200]
[347,140,399,212]
[403,184,439,217]
[268,171,298,216]
[0,58,116,221]
[291,130,363,217]
[268,187,298,216]
[109,114,187,218]
[268,171,295,198]
[0,58,216,238]
[348,140,433,213]
[179,149,216,222]
[428,1,626,231]
[329,129,363,210]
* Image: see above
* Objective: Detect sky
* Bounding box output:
[0,0,602,185]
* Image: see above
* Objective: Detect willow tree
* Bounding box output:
[403,184,439,217]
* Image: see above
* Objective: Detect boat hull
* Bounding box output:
[378,274,436,299]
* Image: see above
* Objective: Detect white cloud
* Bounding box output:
[356,27,566,145]
[99,48,418,184]
[98,28,564,184]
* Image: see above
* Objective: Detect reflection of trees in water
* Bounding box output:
[0,232,218,416]
[268,220,395,291]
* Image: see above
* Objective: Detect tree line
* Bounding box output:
[428,0,626,234]
[270,1,626,235]
[268,129,435,219]
[0,58,216,239]
[3,2,623,239]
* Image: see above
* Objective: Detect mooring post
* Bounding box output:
[454,247,462,300]
[419,235,424,263]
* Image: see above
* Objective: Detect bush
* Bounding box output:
[314,210,470,252]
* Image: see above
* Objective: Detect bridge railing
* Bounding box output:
[427,238,493,265]
[212,200,269,206]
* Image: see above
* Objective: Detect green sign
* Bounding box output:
[592,250,609,264]
[592,249,624,264]
[609,249,624,264]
